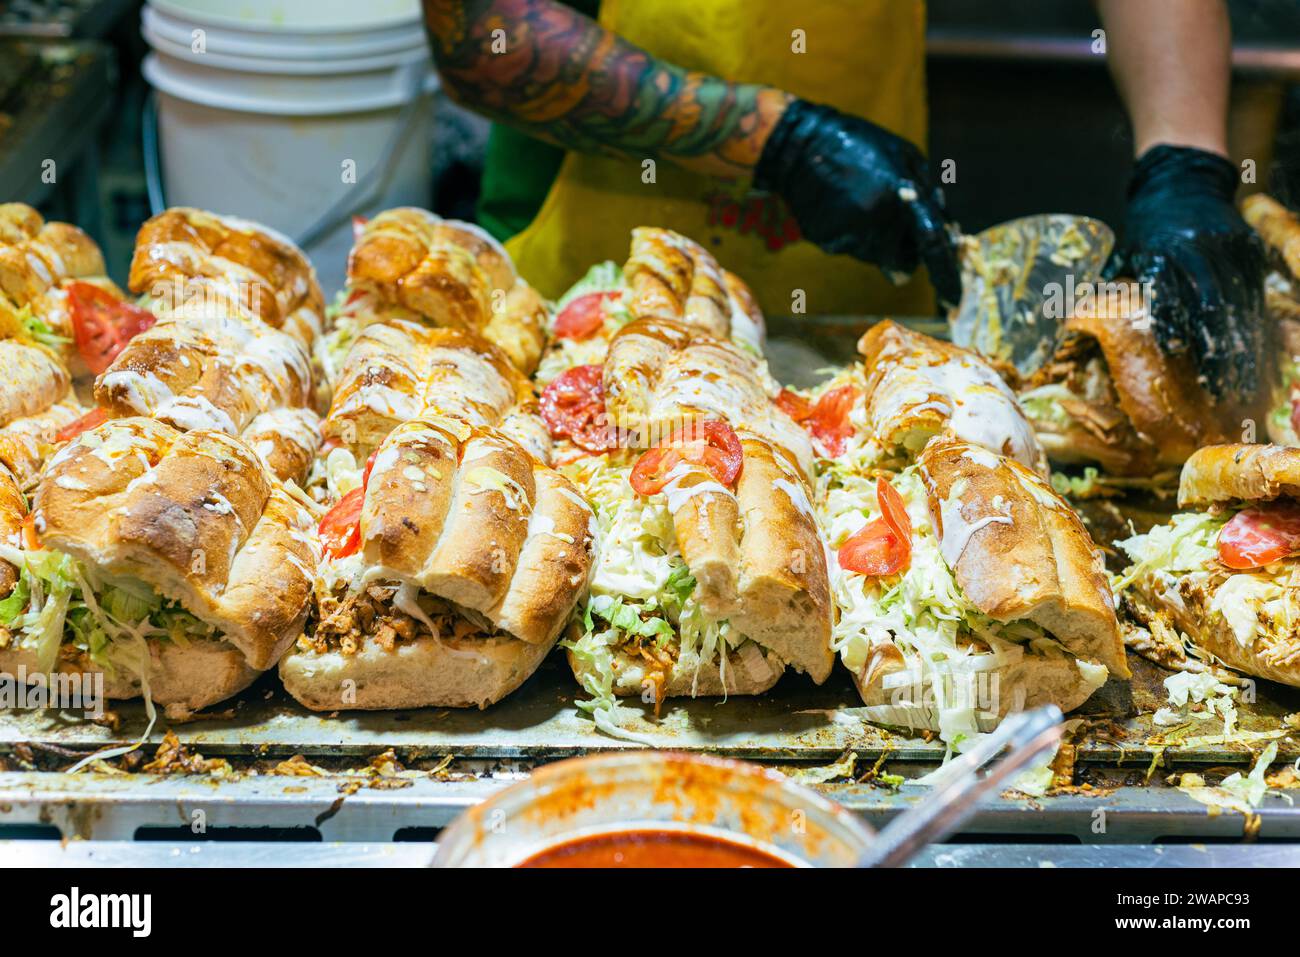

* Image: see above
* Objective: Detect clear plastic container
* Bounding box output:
[430,751,876,868]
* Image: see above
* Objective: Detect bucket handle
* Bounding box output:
[142,63,432,246]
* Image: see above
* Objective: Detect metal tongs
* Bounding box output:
[856,705,1064,868]
[949,214,1114,378]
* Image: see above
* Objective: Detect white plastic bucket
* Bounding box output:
[141,0,438,293]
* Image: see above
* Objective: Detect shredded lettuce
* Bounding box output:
[17,305,71,349]
[1114,512,1226,590]
[555,261,624,311]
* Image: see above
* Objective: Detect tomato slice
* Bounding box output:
[554,291,619,341]
[807,385,861,458]
[775,389,814,422]
[317,451,382,560]
[66,282,156,375]
[54,407,109,444]
[629,419,743,497]
[837,477,913,577]
[540,364,616,453]
[318,487,364,560]
[1217,502,1300,569]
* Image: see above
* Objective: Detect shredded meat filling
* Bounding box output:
[302,582,501,655]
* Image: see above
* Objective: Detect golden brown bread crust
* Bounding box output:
[917,440,1128,677]
[34,418,317,670]
[0,463,26,598]
[603,316,813,478]
[1177,443,1300,509]
[322,317,545,461]
[240,407,321,486]
[359,418,595,646]
[347,208,544,373]
[94,313,313,436]
[721,269,766,351]
[0,395,83,491]
[729,435,833,681]
[0,338,71,430]
[858,320,1048,476]
[625,226,731,339]
[1055,287,1237,470]
[129,208,324,344]
[0,640,261,720]
[1243,193,1300,280]
[0,206,105,306]
[1124,571,1300,689]
[280,632,555,711]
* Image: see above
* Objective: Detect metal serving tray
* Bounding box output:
[1,318,1298,852]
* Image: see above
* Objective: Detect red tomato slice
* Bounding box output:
[775,389,814,422]
[319,487,365,560]
[66,282,156,375]
[540,365,616,453]
[317,452,382,561]
[1217,502,1300,569]
[554,291,619,341]
[54,407,109,444]
[808,385,861,457]
[629,420,743,496]
[837,478,913,577]
[876,476,912,544]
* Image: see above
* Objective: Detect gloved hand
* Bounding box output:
[754,98,962,308]
[1104,144,1267,399]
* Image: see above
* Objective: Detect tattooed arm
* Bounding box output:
[421,0,790,178]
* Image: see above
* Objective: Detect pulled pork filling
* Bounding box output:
[1021,335,1139,448]
[301,581,500,656]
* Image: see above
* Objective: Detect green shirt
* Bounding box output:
[475,0,601,243]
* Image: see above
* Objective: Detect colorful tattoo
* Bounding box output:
[422,0,791,178]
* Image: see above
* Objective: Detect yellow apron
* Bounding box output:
[506,0,932,316]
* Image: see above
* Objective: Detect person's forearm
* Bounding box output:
[1096,0,1231,158]
[422,0,790,178]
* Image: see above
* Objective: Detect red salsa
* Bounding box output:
[517,830,793,868]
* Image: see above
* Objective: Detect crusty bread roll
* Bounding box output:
[0,205,105,306]
[1019,283,1241,475]
[360,419,594,644]
[323,317,548,462]
[94,312,313,436]
[35,418,317,673]
[0,462,26,600]
[1177,443,1300,509]
[347,207,545,373]
[0,395,83,491]
[917,440,1128,677]
[282,416,596,711]
[1244,193,1300,281]
[0,640,261,721]
[240,407,321,486]
[858,320,1048,476]
[602,316,812,478]
[129,207,324,345]
[665,434,832,682]
[0,338,71,431]
[281,631,556,711]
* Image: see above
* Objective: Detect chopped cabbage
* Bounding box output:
[1154,671,1239,735]
[555,261,624,311]
[1113,511,1226,590]
[17,304,71,349]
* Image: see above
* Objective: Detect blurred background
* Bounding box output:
[2,0,1297,293]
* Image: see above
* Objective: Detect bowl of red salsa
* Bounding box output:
[430,751,875,868]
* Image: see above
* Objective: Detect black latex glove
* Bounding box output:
[1104,144,1267,399]
[754,98,962,308]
